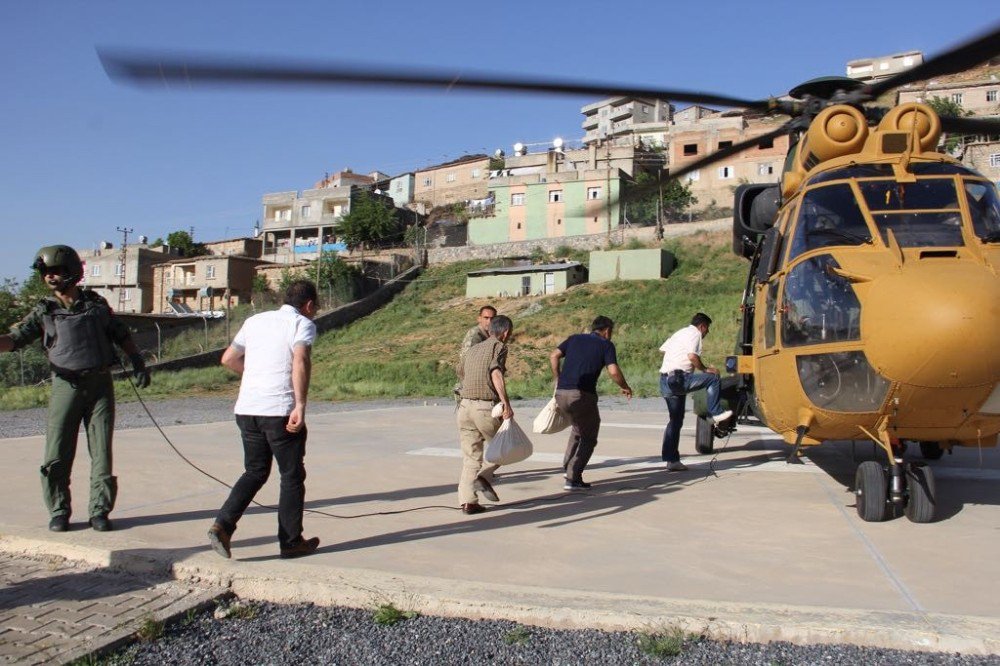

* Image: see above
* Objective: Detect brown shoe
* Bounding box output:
[461,503,486,515]
[207,522,232,559]
[280,536,320,559]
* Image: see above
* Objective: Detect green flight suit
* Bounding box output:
[8,290,131,520]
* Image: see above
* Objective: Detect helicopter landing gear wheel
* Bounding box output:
[904,463,936,523]
[919,441,944,460]
[695,415,714,454]
[855,461,888,522]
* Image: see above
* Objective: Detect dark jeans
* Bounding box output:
[216,414,307,549]
[659,372,722,463]
[555,389,600,482]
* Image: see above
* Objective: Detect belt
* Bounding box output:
[53,366,109,381]
[460,398,499,404]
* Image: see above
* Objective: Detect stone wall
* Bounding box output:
[426,218,729,264]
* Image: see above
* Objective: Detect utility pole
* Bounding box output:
[656,168,664,241]
[115,226,133,312]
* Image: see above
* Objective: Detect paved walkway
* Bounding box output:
[0,552,224,664]
[1,401,999,658]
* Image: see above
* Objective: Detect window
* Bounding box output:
[423,177,432,187]
[987,90,998,102]
[511,193,525,206]
[114,263,124,277]
[641,104,649,113]
[471,169,481,178]
[91,265,101,277]
[965,180,1000,241]
[121,289,131,301]
[860,178,964,248]
[446,173,456,182]
[300,205,311,218]
[781,254,862,348]
[683,143,698,156]
[991,153,1000,168]
[687,170,700,182]
[587,187,602,200]
[718,140,733,150]
[206,265,216,279]
[758,163,774,176]
[758,136,774,149]
[718,166,734,179]
[789,183,871,261]
[951,92,963,105]
[548,190,563,203]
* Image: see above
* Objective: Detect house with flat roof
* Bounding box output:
[465,262,587,298]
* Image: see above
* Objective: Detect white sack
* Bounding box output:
[485,417,533,465]
[532,397,572,434]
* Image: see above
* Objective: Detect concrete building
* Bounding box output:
[412,155,490,211]
[151,254,269,314]
[581,97,673,148]
[78,244,180,313]
[467,144,651,245]
[386,172,415,208]
[589,248,676,283]
[668,112,790,211]
[846,51,924,82]
[465,262,587,298]
[202,237,263,258]
[894,61,999,182]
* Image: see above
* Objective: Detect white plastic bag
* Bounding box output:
[532,397,572,434]
[485,417,533,465]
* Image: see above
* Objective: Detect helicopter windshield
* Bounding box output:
[788,184,871,262]
[781,254,861,347]
[859,178,963,248]
[964,180,1000,242]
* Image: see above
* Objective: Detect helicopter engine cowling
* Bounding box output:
[797,105,869,172]
[876,102,941,152]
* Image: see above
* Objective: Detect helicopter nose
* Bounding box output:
[863,262,1000,388]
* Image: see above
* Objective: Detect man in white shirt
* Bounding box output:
[658,312,732,471]
[208,280,321,560]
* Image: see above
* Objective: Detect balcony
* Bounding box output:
[609,103,632,120]
[582,115,599,130]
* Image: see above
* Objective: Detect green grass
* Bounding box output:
[504,625,532,645]
[1,230,748,408]
[372,603,419,626]
[134,616,164,643]
[636,626,696,658]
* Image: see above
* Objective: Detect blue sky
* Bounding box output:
[1,1,996,284]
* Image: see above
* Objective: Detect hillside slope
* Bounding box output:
[310,229,747,401]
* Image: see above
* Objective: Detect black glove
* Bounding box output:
[129,353,151,389]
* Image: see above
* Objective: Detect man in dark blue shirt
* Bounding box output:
[549,315,632,491]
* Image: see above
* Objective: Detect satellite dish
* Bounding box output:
[513,142,525,156]
[100,241,113,250]
[552,137,564,150]
[139,235,148,244]
[494,148,505,158]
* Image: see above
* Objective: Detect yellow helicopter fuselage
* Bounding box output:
[743,103,1000,449]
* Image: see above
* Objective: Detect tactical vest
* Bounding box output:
[42,294,117,374]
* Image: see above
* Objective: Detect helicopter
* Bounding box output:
[99,23,1000,524]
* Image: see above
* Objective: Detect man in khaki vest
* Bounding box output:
[456,314,513,514]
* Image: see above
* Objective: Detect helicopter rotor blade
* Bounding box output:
[98,49,780,112]
[937,115,1000,135]
[664,122,794,183]
[861,22,1000,100]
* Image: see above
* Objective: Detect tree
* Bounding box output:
[336,192,399,250]
[926,96,972,152]
[626,172,697,226]
[165,230,208,257]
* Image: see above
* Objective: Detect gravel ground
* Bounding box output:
[8,397,996,665]
[112,600,1000,666]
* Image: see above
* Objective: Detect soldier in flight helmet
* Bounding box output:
[0,244,151,533]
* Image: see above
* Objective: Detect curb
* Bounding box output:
[2,533,998,657]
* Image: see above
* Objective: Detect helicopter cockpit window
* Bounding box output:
[796,351,890,413]
[781,255,861,347]
[964,181,1000,242]
[859,178,964,248]
[788,184,871,263]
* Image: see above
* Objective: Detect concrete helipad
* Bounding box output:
[2,401,999,655]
